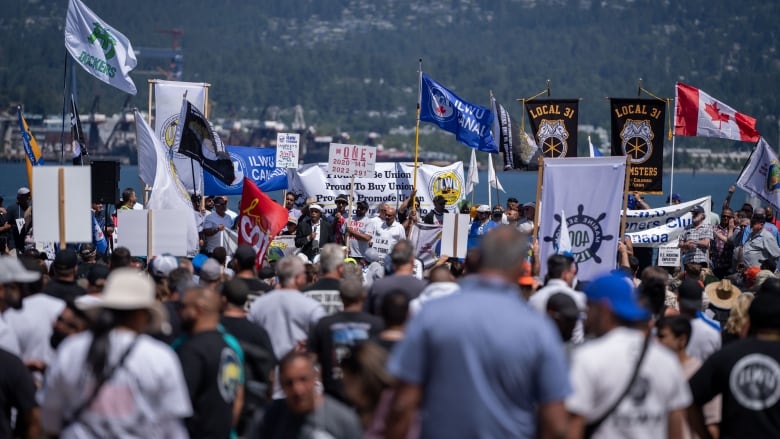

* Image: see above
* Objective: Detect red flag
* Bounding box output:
[237,177,289,267]
[674,82,759,142]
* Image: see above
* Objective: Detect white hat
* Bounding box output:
[150,255,178,278]
[309,204,323,212]
[17,187,30,195]
[476,205,491,213]
[523,202,536,208]
[0,256,41,284]
[78,268,169,334]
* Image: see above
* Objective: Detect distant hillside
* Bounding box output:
[2,0,778,156]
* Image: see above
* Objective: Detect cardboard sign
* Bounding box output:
[118,209,189,257]
[327,143,377,177]
[657,247,681,267]
[275,132,300,169]
[33,166,92,243]
[441,213,470,259]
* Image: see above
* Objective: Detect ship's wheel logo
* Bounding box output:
[537,120,569,158]
[620,119,654,164]
[543,204,613,263]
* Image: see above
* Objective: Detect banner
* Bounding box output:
[288,162,465,218]
[538,157,626,281]
[408,223,443,268]
[238,178,289,268]
[623,196,710,247]
[327,143,377,178]
[267,235,298,262]
[736,138,780,212]
[153,80,208,193]
[675,82,760,142]
[17,108,44,190]
[525,99,579,158]
[203,145,287,195]
[419,73,497,153]
[610,98,666,193]
[491,96,516,170]
[174,99,235,186]
[65,0,138,94]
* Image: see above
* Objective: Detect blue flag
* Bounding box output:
[203,145,288,195]
[420,74,498,153]
[91,212,109,255]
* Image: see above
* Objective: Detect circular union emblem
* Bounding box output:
[429,170,463,206]
[211,151,245,191]
[429,87,455,122]
[730,354,780,411]
[767,161,780,193]
[620,119,654,164]
[543,204,614,264]
[537,120,569,158]
[161,114,179,149]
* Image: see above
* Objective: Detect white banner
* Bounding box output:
[65,0,138,94]
[328,143,377,177]
[288,162,465,218]
[276,133,300,169]
[538,157,626,282]
[737,138,780,212]
[624,196,710,247]
[153,80,208,194]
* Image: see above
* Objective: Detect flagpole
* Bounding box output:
[669,134,676,206]
[59,51,70,165]
[412,59,422,212]
[487,153,492,207]
[346,175,355,256]
[620,156,631,239]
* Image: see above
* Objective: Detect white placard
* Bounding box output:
[657,247,681,267]
[33,166,92,243]
[327,143,377,177]
[441,213,470,259]
[117,209,189,256]
[276,133,300,168]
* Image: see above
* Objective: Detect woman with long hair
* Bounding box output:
[722,292,755,345]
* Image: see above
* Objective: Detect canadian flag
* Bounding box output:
[674,82,759,142]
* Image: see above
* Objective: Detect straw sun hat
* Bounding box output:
[704,279,742,309]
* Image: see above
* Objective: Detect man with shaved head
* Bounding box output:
[175,285,244,438]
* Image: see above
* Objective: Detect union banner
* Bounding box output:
[525,99,579,158]
[610,98,666,193]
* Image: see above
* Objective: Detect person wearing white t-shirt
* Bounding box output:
[370,206,405,259]
[529,254,587,344]
[203,197,234,254]
[346,201,373,260]
[566,273,691,439]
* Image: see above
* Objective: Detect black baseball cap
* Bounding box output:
[53,249,78,271]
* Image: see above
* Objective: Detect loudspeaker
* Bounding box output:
[91,161,120,204]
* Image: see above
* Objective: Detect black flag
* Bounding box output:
[174,99,235,186]
[610,98,666,193]
[491,96,516,170]
[70,95,87,165]
[525,99,579,158]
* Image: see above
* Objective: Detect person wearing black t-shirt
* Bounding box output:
[689,291,780,439]
[308,278,383,403]
[231,244,271,305]
[0,348,38,438]
[175,285,244,439]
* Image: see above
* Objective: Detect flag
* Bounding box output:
[238,177,289,268]
[556,210,572,254]
[736,138,780,212]
[516,131,541,169]
[465,149,479,195]
[538,156,626,281]
[70,95,87,165]
[488,154,504,193]
[674,82,759,142]
[134,110,157,187]
[419,73,497,153]
[173,99,235,186]
[525,99,579,158]
[17,108,44,191]
[146,117,199,257]
[203,145,288,196]
[610,98,666,193]
[588,136,603,157]
[491,96,515,170]
[65,0,138,95]
[91,211,108,254]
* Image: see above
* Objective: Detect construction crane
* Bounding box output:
[134,29,184,80]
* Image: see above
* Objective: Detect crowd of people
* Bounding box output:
[0,182,779,438]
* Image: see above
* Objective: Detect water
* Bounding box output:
[0,161,744,211]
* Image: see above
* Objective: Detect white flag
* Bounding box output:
[134,110,157,187]
[487,154,504,192]
[538,157,626,281]
[557,209,572,254]
[145,116,200,257]
[466,149,479,195]
[737,138,780,212]
[65,0,137,95]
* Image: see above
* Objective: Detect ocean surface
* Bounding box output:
[0,161,744,211]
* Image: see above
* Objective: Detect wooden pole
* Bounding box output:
[619,156,631,239]
[412,59,422,212]
[346,175,355,256]
[58,167,66,249]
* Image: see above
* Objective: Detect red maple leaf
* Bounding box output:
[705,101,730,127]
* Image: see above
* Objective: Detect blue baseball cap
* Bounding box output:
[585,272,650,321]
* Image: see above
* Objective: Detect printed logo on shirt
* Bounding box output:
[730,353,780,410]
[218,347,242,403]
